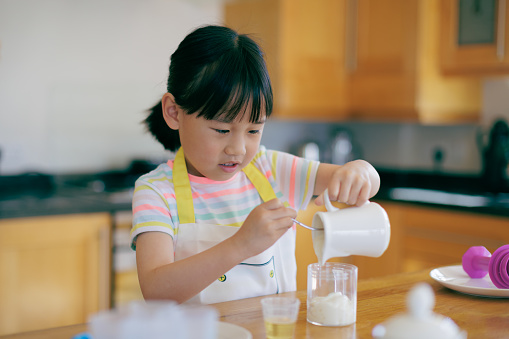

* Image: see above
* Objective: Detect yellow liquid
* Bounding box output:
[264,317,296,339]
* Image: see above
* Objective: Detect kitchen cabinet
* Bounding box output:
[350,0,482,123]
[225,0,483,124]
[295,199,509,287]
[441,0,509,75]
[389,202,509,272]
[0,213,111,336]
[224,0,351,120]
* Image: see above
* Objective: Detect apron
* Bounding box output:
[172,148,296,304]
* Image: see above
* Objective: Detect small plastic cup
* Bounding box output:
[307,263,357,327]
[261,297,300,339]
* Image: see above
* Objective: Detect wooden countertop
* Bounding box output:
[2,269,508,339]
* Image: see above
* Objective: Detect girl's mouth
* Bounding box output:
[219,162,240,173]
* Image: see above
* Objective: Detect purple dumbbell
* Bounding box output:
[462,245,509,289]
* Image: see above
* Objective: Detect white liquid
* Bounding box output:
[307,292,355,326]
[312,230,326,266]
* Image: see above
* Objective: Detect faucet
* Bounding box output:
[482,119,509,192]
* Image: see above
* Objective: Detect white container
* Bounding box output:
[312,189,390,265]
[372,283,467,339]
[88,300,218,339]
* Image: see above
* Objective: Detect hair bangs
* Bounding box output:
[193,36,272,123]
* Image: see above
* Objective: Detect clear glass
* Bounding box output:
[307,263,357,326]
[261,297,300,339]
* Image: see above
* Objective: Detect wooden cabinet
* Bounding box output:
[295,199,509,287]
[225,0,483,124]
[350,0,482,123]
[224,0,351,120]
[0,213,111,336]
[392,203,509,272]
[441,0,509,75]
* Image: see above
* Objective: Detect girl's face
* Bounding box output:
[177,109,266,181]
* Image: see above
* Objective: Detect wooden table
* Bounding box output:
[2,269,508,338]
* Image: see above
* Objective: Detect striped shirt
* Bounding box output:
[131,146,319,250]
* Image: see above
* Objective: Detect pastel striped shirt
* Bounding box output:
[130,146,319,250]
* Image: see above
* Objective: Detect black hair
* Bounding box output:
[144,25,273,151]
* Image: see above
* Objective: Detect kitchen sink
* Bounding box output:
[389,187,491,207]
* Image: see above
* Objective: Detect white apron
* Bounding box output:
[172,148,296,304]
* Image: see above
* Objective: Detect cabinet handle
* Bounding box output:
[345,0,358,72]
[497,0,506,60]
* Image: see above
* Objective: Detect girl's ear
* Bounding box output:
[161,93,181,130]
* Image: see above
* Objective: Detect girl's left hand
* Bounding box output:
[314,160,380,207]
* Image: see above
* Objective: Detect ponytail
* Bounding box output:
[144,101,181,151]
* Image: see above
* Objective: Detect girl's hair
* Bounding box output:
[144,25,273,151]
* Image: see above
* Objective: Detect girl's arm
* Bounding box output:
[313,160,380,207]
[136,198,296,303]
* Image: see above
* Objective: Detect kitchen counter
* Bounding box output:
[0,187,133,219]
[0,171,137,219]
[1,168,508,220]
[3,268,507,338]
[375,169,509,217]
[0,160,158,219]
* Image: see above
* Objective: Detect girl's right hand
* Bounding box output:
[231,198,297,259]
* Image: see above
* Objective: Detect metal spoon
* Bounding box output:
[292,218,322,231]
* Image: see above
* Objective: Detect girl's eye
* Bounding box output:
[249,130,261,134]
[214,129,229,134]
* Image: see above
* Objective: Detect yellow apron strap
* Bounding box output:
[173,148,195,224]
[242,163,277,203]
[173,149,279,224]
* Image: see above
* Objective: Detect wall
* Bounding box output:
[482,78,509,126]
[0,0,222,174]
[262,120,482,175]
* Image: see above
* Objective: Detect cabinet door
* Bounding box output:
[350,0,420,119]
[277,0,350,119]
[0,213,111,336]
[225,0,350,120]
[400,204,509,272]
[441,0,509,74]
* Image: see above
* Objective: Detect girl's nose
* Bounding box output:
[225,136,246,156]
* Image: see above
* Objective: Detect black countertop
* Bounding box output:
[0,171,135,219]
[374,169,509,217]
[1,168,508,220]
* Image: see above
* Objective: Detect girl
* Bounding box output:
[131,25,380,305]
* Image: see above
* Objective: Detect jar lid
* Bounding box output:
[372,283,467,339]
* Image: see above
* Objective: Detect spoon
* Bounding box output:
[292,218,322,231]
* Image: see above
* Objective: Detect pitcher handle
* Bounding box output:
[323,188,339,212]
[323,188,370,211]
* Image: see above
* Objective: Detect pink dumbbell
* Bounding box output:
[462,245,509,289]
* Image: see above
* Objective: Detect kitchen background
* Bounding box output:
[1,0,508,176]
[2,0,509,336]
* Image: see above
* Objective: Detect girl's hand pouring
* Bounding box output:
[314,160,380,207]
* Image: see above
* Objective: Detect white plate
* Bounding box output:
[430,265,509,298]
[217,321,252,339]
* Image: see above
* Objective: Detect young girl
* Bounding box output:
[131,25,380,305]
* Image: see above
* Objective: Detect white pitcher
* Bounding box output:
[312,190,391,265]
